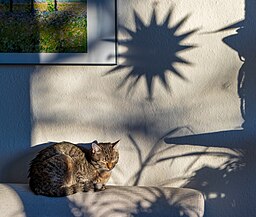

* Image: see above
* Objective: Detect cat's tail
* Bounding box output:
[55,184,86,196]
[54,182,94,197]
[31,182,93,197]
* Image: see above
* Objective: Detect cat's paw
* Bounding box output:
[93,183,106,192]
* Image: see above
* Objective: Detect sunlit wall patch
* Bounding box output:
[107,4,198,100]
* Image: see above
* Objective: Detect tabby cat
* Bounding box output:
[28,140,119,197]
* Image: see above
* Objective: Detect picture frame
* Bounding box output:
[0,0,117,65]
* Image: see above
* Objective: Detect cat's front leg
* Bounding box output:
[93,170,110,191]
[82,181,94,192]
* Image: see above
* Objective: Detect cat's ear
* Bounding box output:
[92,142,101,153]
[112,140,120,151]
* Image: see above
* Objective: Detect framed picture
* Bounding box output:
[0,0,117,65]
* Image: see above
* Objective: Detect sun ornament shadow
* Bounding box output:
[106,4,198,100]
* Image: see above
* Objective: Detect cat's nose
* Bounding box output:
[107,163,113,169]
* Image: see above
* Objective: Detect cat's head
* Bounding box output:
[90,140,120,171]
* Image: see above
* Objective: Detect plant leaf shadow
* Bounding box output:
[183,145,256,217]
[126,127,192,186]
[163,128,256,217]
[162,1,256,214]
[67,186,202,217]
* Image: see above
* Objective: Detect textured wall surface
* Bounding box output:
[0,0,255,216]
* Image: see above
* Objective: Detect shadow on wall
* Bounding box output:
[0,0,39,183]
[0,4,116,217]
[0,0,114,183]
[0,0,113,181]
[0,4,115,217]
[0,67,34,183]
[1,1,255,217]
[125,127,195,186]
[106,3,198,100]
[164,1,256,216]
[0,0,86,183]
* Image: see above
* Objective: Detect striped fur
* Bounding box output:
[28,141,119,197]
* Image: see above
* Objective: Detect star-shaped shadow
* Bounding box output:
[106,5,198,100]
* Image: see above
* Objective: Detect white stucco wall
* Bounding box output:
[1,0,255,216]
